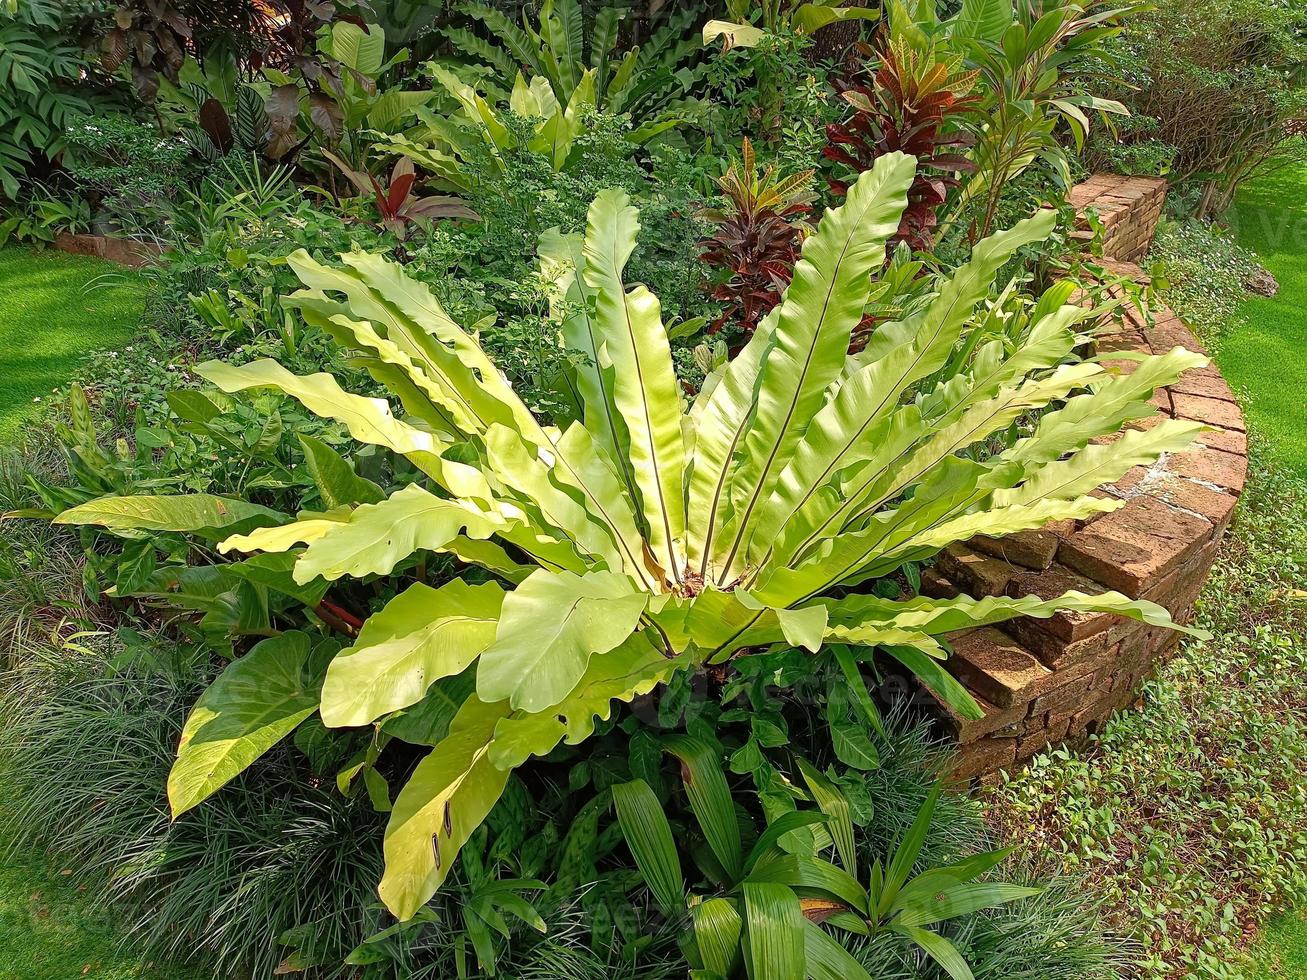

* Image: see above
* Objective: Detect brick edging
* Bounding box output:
[927,174,1247,783]
[52,232,161,268]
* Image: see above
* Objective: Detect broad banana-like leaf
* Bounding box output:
[488,634,689,768]
[790,4,882,35]
[702,19,765,48]
[1002,347,1208,468]
[716,154,916,579]
[294,484,507,584]
[650,588,828,659]
[320,579,504,727]
[475,568,649,711]
[55,494,283,539]
[168,631,319,817]
[379,696,511,919]
[219,512,349,555]
[581,189,686,578]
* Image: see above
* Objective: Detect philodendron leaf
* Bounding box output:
[55,494,284,540]
[294,484,506,584]
[320,579,504,728]
[475,568,649,712]
[379,696,511,920]
[168,631,319,817]
[298,433,386,509]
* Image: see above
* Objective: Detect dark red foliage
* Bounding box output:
[699,138,816,336]
[825,37,982,252]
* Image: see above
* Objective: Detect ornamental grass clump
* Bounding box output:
[51,152,1209,923]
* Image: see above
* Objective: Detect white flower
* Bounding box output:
[32,397,41,403]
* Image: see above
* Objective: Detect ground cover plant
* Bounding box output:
[990,442,1307,980]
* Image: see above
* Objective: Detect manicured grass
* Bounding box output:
[0,849,185,980]
[0,247,145,442]
[0,249,183,977]
[1254,909,1307,979]
[1221,157,1307,478]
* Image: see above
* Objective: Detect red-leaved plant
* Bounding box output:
[323,151,478,237]
[699,137,816,337]
[825,37,982,252]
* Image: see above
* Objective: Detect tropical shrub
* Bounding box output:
[825,35,981,252]
[881,0,1133,244]
[62,112,192,235]
[699,136,815,337]
[37,152,1214,944]
[443,0,705,125]
[0,0,101,198]
[1089,0,1307,217]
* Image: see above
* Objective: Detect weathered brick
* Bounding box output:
[924,686,1027,746]
[1169,371,1236,402]
[1004,563,1120,642]
[920,567,960,599]
[1194,426,1248,456]
[1017,730,1049,759]
[1029,672,1096,715]
[1172,392,1245,431]
[969,521,1071,571]
[1056,494,1212,596]
[950,736,1019,780]
[936,544,1017,597]
[1168,448,1247,494]
[945,628,1056,707]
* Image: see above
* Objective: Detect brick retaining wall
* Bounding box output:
[927,173,1246,783]
[1068,174,1168,261]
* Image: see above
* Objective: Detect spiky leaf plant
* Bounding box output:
[826,36,982,252]
[700,136,816,336]
[52,153,1208,921]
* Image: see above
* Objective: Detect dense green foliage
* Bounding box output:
[1086,0,1306,215]
[0,1,1300,977]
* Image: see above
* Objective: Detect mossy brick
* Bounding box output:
[950,735,1018,781]
[936,544,1016,596]
[971,520,1072,571]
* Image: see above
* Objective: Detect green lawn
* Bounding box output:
[0,851,184,980]
[0,247,145,441]
[1221,157,1307,478]
[0,248,182,977]
[1228,160,1307,977]
[1254,908,1307,979]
